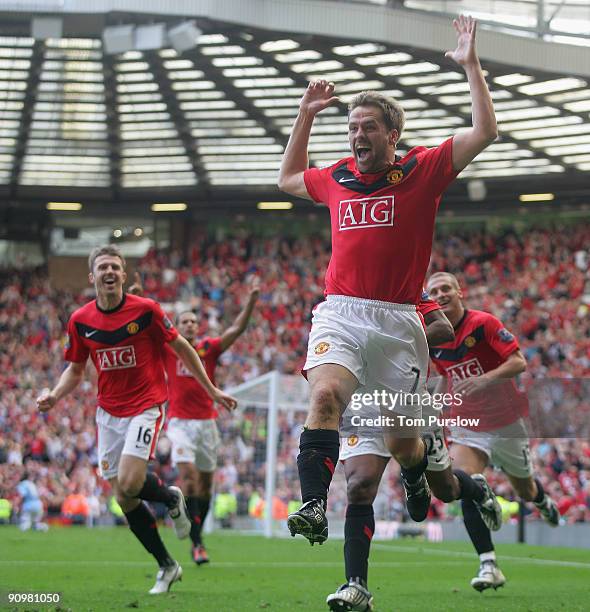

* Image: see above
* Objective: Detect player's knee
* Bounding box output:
[117,474,142,498]
[311,384,346,422]
[387,440,421,466]
[347,476,378,505]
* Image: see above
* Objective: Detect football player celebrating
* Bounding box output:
[37,245,237,594]
[427,271,560,591]
[131,273,259,565]
[278,15,498,546]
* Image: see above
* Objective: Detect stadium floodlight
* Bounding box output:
[168,21,202,54]
[257,201,293,210]
[135,23,166,51]
[467,179,487,202]
[103,25,135,55]
[46,202,82,211]
[151,202,187,212]
[32,17,63,40]
[519,193,555,202]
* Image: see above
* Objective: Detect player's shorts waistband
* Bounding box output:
[326,294,416,312]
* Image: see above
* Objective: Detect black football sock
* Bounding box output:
[186,496,202,546]
[125,502,174,567]
[344,504,374,587]
[533,478,547,505]
[454,469,485,503]
[297,429,340,504]
[137,473,176,508]
[399,443,428,484]
[461,498,494,555]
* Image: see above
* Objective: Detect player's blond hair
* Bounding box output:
[428,271,461,290]
[88,245,126,272]
[348,91,405,137]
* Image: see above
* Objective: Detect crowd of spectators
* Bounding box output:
[1,222,589,529]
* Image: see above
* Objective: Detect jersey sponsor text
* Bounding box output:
[446,357,484,383]
[96,345,137,370]
[338,196,394,231]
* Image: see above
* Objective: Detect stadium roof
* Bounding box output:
[0,0,589,214]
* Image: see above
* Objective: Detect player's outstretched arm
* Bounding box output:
[445,15,498,172]
[277,79,339,199]
[220,276,260,352]
[36,361,86,412]
[169,335,238,411]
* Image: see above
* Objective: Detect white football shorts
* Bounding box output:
[340,408,451,472]
[167,417,221,472]
[304,295,429,419]
[96,405,165,480]
[448,418,533,478]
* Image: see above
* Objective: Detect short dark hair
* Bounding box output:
[88,245,126,272]
[177,310,198,324]
[348,91,405,138]
[427,271,460,290]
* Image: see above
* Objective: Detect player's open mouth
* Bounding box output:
[356,146,371,161]
[103,278,116,287]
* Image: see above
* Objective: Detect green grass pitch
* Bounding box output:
[1,526,589,611]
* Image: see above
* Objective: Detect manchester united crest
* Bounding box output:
[101,460,109,472]
[386,168,403,185]
[464,335,476,348]
[347,434,359,447]
[314,341,330,355]
[127,322,139,334]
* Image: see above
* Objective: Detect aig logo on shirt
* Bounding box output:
[447,358,484,383]
[338,196,394,231]
[96,345,137,370]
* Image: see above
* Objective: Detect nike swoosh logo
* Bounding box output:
[338,178,356,183]
[85,330,98,338]
[434,350,442,358]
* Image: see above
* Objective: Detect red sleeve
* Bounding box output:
[206,337,223,360]
[417,290,440,317]
[64,316,89,363]
[151,301,179,344]
[484,315,520,360]
[303,164,335,205]
[416,137,459,197]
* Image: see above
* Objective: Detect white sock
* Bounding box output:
[480,551,496,563]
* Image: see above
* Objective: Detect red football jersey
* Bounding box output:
[303,138,457,305]
[430,309,528,431]
[65,293,178,417]
[163,336,222,420]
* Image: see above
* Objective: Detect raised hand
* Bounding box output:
[445,15,478,67]
[300,80,340,116]
[249,276,261,300]
[128,271,144,296]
